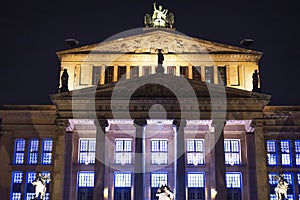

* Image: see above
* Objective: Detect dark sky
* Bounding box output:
[0,0,299,106]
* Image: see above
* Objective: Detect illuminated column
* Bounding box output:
[209,120,226,200]
[100,65,105,85]
[113,64,118,82]
[52,120,69,200]
[188,65,193,79]
[251,120,268,200]
[126,65,131,79]
[133,119,147,200]
[93,119,109,200]
[173,119,187,200]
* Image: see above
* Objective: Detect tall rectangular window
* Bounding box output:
[77,171,94,200]
[130,66,139,78]
[205,66,214,84]
[105,66,114,84]
[180,66,188,78]
[10,172,23,200]
[266,140,278,166]
[226,172,242,200]
[42,139,53,165]
[167,66,176,75]
[92,66,101,85]
[295,140,300,166]
[114,172,132,187]
[115,139,132,165]
[14,139,25,164]
[224,140,240,165]
[143,66,151,76]
[79,139,96,165]
[281,140,292,166]
[217,66,227,85]
[151,140,168,165]
[297,173,300,200]
[268,173,278,200]
[151,173,168,188]
[192,66,201,81]
[28,139,39,164]
[25,172,36,200]
[187,173,205,188]
[151,173,168,200]
[118,66,126,80]
[186,139,204,165]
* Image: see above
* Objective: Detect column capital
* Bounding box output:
[211,119,226,128]
[95,118,109,129]
[250,119,266,128]
[173,119,187,129]
[133,119,147,127]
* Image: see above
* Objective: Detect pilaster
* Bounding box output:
[52,119,69,200]
[173,119,187,200]
[93,118,109,200]
[251,119,268,200]
[209,119,226,200]
[133,119,147,200]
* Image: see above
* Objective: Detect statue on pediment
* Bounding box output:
[59,69,69,93]
[144,2,175,28]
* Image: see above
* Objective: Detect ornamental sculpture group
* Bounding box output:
[274,174,289,200]
[145,2,175,28]
[31,173,50,200]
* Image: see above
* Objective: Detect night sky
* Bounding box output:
[0,0,299,107]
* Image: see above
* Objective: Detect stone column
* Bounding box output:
[93,119,109,200]
[63,126,74,200]
[52,119,69,200]
[173,119,187,200]
[133,119,147,200]
[210,120,226,200]
[251,120,268,200]
[245,131,258,200]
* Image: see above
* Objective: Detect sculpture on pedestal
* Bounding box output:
[59,69,69,93]
[252,69,260,92]
[274,174,289,200]
[156,49,165,73]
[144,2,175,28]
[31,173,51,200]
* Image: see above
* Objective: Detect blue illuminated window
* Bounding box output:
[79,139,95,165]
[25,172,36,200]
[266,140,278,166]
[10,172,23,200]
[295,140,300,166]
[28,139,39,164]
[42,139,53,165]
[78,172,94,187]
[14,139,25,164]
[226,173,242,188]
[224,140,240,165]
[297,173,300,200]
[186,139,204,165]
[114,172,132,188]
[281,140,292,166]
[151,140,168,165]
[115,139,132,165]
[151,173,168,188]
[187,173,205,188]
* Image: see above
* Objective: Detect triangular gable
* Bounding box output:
[57,28,261,59]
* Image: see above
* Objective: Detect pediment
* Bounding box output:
[57,28,261,59]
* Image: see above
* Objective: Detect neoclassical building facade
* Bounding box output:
[0,22,300,200]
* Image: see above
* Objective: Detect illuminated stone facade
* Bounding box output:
[0,28,300,200]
